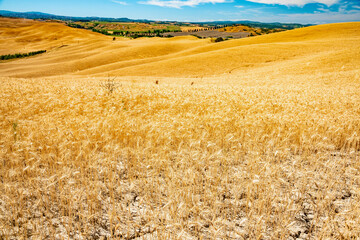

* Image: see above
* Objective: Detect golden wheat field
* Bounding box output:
[1,17,360,239]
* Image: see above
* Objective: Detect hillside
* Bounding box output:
[218,25,285,35]
[1,18,360,239]
[0,18,359,79]
[0,10,311,28]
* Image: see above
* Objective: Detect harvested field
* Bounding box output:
[180,26,206,32]
[218,25,285,36]
[1,18,360,239]
[70,21,181,33]
[163,30,250,39]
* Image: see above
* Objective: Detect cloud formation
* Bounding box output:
[276,10,360,23]
[111,0,128,5]
[140,0,232,8]
[245,0,339,7]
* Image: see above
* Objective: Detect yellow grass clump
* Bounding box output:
[0,18,360,239]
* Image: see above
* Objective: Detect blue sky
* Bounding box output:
[0,0,359,23]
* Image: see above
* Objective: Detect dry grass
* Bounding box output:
[1,71,360,239]
[1,18,360,239]
[0,20,359,79]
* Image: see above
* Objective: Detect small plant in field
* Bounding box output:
[12,122,18,142]
[211,37,224,43]
[100,76,119,94]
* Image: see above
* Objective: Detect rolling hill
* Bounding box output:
[0,10,311,29]
[0,17,359,79]
[1,17,360,239]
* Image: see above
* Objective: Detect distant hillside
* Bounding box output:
[218,25,285,36]
[194,20,312,30]
[0,17,358,78]
[0,10,311,29]
[0,10,142,23]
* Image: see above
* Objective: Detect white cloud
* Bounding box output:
[221,2,360,24]
[140,0,233,8]
[244,9,360,23]
[245,0,339,7]
[277,10,360,23]
[111,0,128,5]
[317,6,330,12]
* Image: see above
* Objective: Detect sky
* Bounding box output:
[0,0,360,24]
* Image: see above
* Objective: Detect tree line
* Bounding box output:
[112,29,181,38]
[184,25,228,32]
[0,50,47,60]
